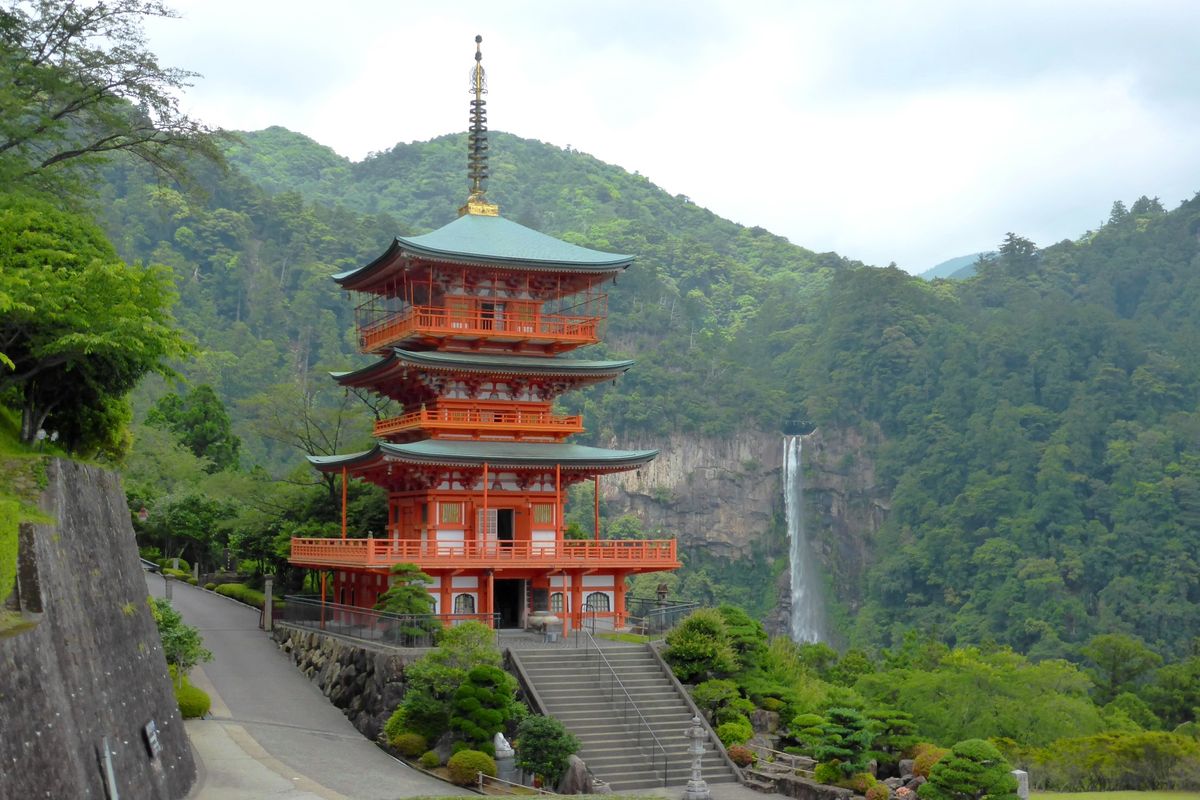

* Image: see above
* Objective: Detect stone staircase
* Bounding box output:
[513,645,741,792]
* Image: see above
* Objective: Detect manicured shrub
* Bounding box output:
[204,582,216,590]
[664,608,737,682]
[716,706,749,726]
[419,750,441,769]
[692,679,739,714]
[841,772,876,793]
[213,582,284,609]
[515,715,580,784]
[727,745,757,767]
[447,749,496,786]
[158,557,190,572]
[918,739,1017,800]
[162,567,189,579]
[761,697,785,713]
[813,762,842,784]
[174,679,210,718]
[383,707,406,741]
[912,745,950,778]
[450,664,522,750]
[866,781,891,800]
[185,576,197,585]
[389,731,427,758]
[716,718,753,747]
[811,707,875,778]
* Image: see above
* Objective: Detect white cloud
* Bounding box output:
[145,0,1200,272]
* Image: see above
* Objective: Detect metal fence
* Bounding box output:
[624,595,699,635]
[280,595,499,648]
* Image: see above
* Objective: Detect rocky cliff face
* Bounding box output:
[604,424,889,637]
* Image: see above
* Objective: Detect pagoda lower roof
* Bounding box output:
[335,214,632,289]
[333,349,634,387]
[308,440,658,472]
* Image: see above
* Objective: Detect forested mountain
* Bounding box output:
[917,252,990,280]
[93,126,1200,660]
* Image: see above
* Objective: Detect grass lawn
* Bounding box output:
[1034,792,1200,800]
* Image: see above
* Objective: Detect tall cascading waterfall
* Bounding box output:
[783,435,823,641]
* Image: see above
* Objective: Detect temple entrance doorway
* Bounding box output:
[494,579,525,629]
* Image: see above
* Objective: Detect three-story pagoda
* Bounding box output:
[289,37,679,632]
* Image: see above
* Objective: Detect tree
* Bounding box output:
[918,739,1018,800]
[1081,633,1163,704]
[373,562,438,643]
[0,193,189,453]
[147,384,241,471]
[151,596,211,688]
[449,665,523,752]
[514,715,580,785]
[663,608,736,682]
[811,707,875,778]
[0,0,221,192]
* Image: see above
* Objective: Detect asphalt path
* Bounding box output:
[147,575,467,799]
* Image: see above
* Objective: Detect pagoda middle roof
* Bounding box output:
[332,349,635,385]
[308,440,658,471]
[334,214,632,286]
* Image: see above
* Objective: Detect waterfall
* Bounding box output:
[783,435,822,642]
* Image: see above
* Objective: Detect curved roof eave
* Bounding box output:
[332,349,635,385]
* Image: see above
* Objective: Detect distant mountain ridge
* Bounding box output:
[918,252,992,280]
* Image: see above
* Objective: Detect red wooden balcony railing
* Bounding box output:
[373,403,583,439]
[290,537,679,571]
[358,306,600,352]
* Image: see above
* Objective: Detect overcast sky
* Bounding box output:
[146,1,1200,273]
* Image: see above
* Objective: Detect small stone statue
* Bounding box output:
[493,732,514,758]
[682,716,711,800]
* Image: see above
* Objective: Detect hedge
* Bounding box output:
[213,583,284,609]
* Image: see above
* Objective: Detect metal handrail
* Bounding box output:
[279,595,500,646]
[580,629,669,786]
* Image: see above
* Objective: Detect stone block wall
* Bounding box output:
[272,625,421,741]
[0,459,195,799]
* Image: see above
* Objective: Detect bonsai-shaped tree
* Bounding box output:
[811,707,875,778]
[515,715,580,785]
[663,608,736,682]
[918,739,1019,800]
[374,562,438,643]
[450,664,524,752]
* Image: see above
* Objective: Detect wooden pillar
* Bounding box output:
[593,475,601,541]
[614,571,627,629]
[319,572,327,630]
[486,570,495,628]
[340,466,348,540]
[561,571,570,637]
[571,569,584,631]
[440,572,452,627]
[555,464,562,541]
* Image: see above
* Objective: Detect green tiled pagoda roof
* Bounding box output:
[309,440,658,471]
[334,214,631,285]
[332,349,634,385]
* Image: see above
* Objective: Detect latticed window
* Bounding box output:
[440,502,462,524]
[549,592,564,613]
[585,592,611,612]
[532,504,554,525]
[453,593,476,614]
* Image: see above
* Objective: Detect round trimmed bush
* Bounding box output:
[727,745,757,767]
[866,782,891,800]
[419,750,441,769]
[204,582,217,590]
[716,706,750,725]
[813,762,841,784]
[175,682,211,718]
[842,773,876,793]
[389,731,428,757]
[186,576,198,585]
[447,749,497,785]
[716,718,753,746]
[913,745,949,778]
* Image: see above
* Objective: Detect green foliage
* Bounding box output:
[446,749,496,786]
[147,385,240,472]
[663,608,737,682]
[213,583,276,608]
[868,706,920,767]
[865,783,890,800]
[913,744,950,778]
[810,707,874,777]
[716,718,754,747]
[691,679,739,716]
[418,750,441,769]
[374,563,435,613]
[0,192,189,455]
[1017,731,1200,791]
[1082,633,1163,704]
[717,604,768,667]
[0,499,18,603]
[449,665,523,749]
[514,715,580,784]
[392,621,501,742]
[918,739,1017,800]
[171,669,211,719]
[855,646,1105,747]
[388,731,427,758]
[812,762,842,785]
[151,597,211,683]
[0,0,220,194]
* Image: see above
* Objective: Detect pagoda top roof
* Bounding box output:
[309,440,657,472]
[334,214,632,287]
[333,348,634,386]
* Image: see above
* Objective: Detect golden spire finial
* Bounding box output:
[460,34,499,217]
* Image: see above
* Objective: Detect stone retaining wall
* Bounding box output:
[775,773,859,800]
[272,624,423,741]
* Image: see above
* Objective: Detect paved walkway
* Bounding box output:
[147,575,467,799]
